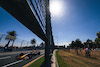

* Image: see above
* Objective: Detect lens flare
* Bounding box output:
[50,0,64,17]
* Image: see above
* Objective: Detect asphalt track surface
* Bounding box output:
[0,50,44,67]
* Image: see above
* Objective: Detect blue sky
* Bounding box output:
[0,7,43,46]
[51,0,100,45]
[0,0,100,46]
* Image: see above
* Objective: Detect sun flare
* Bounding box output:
[50,0,64,16]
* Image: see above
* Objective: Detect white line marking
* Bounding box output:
[0,56,11,60]
[2,60,23,67]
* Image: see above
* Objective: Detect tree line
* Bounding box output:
[69,31,100,49]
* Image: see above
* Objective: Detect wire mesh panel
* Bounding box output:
[27,0,46,33]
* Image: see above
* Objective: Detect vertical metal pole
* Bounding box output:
[45,0,50,67]
[56,36,58,45]
[51,34,54,53]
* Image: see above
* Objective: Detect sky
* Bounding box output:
[0,0,100,46]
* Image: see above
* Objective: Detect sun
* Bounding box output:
[50,0,63,16]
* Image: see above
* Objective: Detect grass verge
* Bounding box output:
[28,57,44,67]
[58,50,100,67]
[56,50,70,67]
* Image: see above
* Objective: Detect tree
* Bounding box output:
[97,32,100,38]
[40,42,45,46]
[71,39,83,55]
[70,39,83,48]
[85,39,94,48]
[70,41,75,48]
[95,38,100,48]
[31,39,36,47]
[40,42,45,49]
[5,31,17,47]
[95,32,100,48]
[74,39,83,48]
[83,39,93,57]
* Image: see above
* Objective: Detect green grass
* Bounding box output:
[28,57,44,67]
[56,50,70,67]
